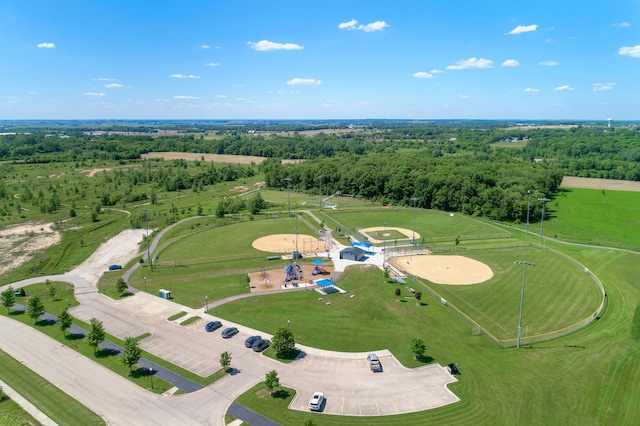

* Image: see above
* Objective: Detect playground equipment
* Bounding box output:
[285,262,303,282]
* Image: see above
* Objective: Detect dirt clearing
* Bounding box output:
[141,152,266,164]
[252,234,327,254]
[0,222,61,278]
[561,177,640,192]
[393,254,493,285]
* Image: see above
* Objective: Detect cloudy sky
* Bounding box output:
[1,0,639,120]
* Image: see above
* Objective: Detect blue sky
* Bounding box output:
[1,0,639,120]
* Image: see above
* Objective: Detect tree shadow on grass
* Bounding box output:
[36,318,56,327]
[95,348,120,358]
[119,291,135,298]
[271,389,290,400]
[416,354,434,363]
[65,333,85,341]
[130,367,155,379]
[276,348,302,362]
[9,310,25,316]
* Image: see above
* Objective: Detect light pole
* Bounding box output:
[514,261,536,348]
[143,208,151,271]
[525,189,531,235]
[335,191,341,232]
[287,319,290,328]
[143,276,147,291]
[410,197,419,244]
[538,197,550,248]
[317,175,324,209]
[284,177,292,216]
[149,367,154,389]
[205,295,208,312]
[383,222,388,268]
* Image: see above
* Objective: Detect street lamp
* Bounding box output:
[335,191,341,232]
[317,175,324,209]
[383,222,388,268]
[514,261,536,348]
[144,276,147,291]
[284,177,292,216]
[525,189,531,235]
[149,367,154,389]
[538,197,550,248]
[410,197,419,244]
[143,208,151,271]
[205,295,209,312]
[287,319,290,328]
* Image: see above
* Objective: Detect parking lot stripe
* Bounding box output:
[420,394,433,408]
[303,355,314,369]
[375,398,381,415]
[341,396,345,414]
[337,358,341,373]
[430,388,445,404]
[320,357,327,371]
[404,394,416,410]
[358,399,362,416]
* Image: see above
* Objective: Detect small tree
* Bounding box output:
[57,307,73,337]
[121,337,142,373]
[27,295,45,324]
[87,317,106,355]
[415,291,422,301]
[220,351,232,372]
[265,370,280,395]
[395,288,401,296]
[411,337,426,360]
[1,286,15,314]
[116,278,128,296]
[46,282,57,301]
[303,419,318,426]
[271,326,295,358]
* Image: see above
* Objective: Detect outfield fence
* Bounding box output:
[389,245,608,349]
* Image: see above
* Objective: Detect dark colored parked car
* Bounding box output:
[252,339,270,352]
[108,264,122,271]
[205,321,222,332]
[244,335,261,348]
[221,327,238,338]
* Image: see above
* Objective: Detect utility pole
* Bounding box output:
[143,208,151,271]
[538,197,550,248]
[514,261,536,348]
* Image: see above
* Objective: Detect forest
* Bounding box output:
[0,121,638,223]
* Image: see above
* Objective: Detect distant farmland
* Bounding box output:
[141,152,266,164]
[561,176,640,192]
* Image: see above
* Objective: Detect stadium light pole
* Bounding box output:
[284,177,292,216]
[410,197,419,244]
[143,208,151,271]
[317,175,324,209]
[525,189,531,235]
[538,197,550,248]
[514,261,536,348]
[335,191,341,232]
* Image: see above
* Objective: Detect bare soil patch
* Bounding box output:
[561,176,640,192]
[79,165,141,178]
[393,254,493,285]
[252,234,328,254]
[141,152,267,165]
[360,227,420,244]
[0,222,61,278]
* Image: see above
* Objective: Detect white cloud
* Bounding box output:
[205,62,220,67]
[339,19,358,30]
[95,77,117,81]
[458,94,471,99]
[37,42,55,48]
[555,85,574,91]
[430,69,444,74]
[201,44,210,49]
[593,82,616,91]
[338,19,390,32]
[247,40,303,51]
[446,57,494,70]
[286,78,322,85]
[619,45,640,57]
[523,88,540,93]
[170,74,200,79]
[173,95,199,99]
[215,94,227,98]
[613,22,631,27]
[507,24,538,35]
[412,72,433,79]
[539,60,559,66]
[84,92,105,97]
[501,59,520,67]
[105,83,124,89]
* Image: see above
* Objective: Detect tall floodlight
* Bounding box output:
[514,261,536,348]
[410,197,419,244]
[284,177,292,216]
[317,175,324,209]
[525,189,531,235]
[143,208,151,271]
[538,197,550,248]
[335,191,341,232]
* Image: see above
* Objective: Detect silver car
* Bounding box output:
[309,392,324,411]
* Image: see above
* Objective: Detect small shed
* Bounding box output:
[340,246,366,261]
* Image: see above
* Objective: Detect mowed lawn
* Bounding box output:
[424,247,604,342]
[540,188,640,251]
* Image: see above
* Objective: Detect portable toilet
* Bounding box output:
[158,289,171,299]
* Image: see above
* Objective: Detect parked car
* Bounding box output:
[244,335,261,348]
[221,327,238,338]
[252,339,270,352]
[367,353,382,372]
[205,321,222,332]
[309,392,324,411]
[108,264,122,271]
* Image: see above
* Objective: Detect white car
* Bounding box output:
[309,392,324,411]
